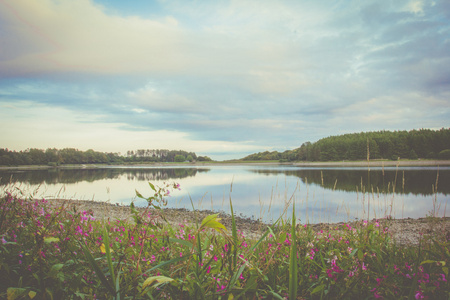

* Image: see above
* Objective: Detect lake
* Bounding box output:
[1,165,449,224]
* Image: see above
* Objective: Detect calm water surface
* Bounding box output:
[1,165,449,223]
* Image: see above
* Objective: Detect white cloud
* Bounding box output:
[0,0,448,159]
[0,100,264,159]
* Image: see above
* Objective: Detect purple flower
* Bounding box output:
[415,290,424,299]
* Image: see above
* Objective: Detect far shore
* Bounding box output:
[0,159,449,170]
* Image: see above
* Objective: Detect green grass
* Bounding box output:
[1,183,449,299]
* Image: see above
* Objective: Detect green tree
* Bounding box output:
[174,155,186,162]
[409,149,418,160]
[197,156,212,161]
[438,149,450,160]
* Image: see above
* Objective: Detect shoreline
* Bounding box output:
[1,159,449,170]
[45,198,450,245]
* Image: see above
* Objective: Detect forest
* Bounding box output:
[0,148,211,166]
[242,128,450,162]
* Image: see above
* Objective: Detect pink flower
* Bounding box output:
[415,291,425,299]
[362,262,368,271]
[75,226,83,235]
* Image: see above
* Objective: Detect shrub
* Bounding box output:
[438,149,450,160]
[174,155,185,162]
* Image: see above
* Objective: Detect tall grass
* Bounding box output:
[1,182,449,299]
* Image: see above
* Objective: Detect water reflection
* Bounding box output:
[0,167,211,185]
[248,167,449,196]
[0,166,448,224]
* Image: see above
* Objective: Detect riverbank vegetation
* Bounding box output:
[0,148,212,167]
[3,129,449,167]
[243,128,450,162]
[1,183,449,299]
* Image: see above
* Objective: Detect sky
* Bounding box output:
[0,0,449,160]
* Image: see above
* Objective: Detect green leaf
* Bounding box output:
[267,290,285,300]
[420,259,446,266]
[227,263,246,291]
[44,237,60,244]
[200,214,227,232]
[148,182,156,192]
[103,227,116,292]
[311,284,325,295]
[289,201,298,300]
[7,287,27,300]
[135,190,144,199]
[28,291,37,299]
[357,249,364,260]
[48,263,64,278]
[200,214,219,226]
[169,237,193,249]
[79,242,115,296]
[230,198,238,269]
[144,256,188,275]
[142,276,173,290]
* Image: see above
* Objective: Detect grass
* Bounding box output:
[1,183,449,299]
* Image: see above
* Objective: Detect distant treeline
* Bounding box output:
[0,148,212,166]
[243,128,450,162]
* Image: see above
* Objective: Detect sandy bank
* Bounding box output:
[1,160,449,170]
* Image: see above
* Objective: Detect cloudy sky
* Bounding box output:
[0,0,449,160]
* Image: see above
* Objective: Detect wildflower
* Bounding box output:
[371,288,382,299]
[284,238,291,246]
[415,290,425,299]
[75,226,83,235]
[405,262,412,271]
[376,277,384,286]
[362,262,368,271]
